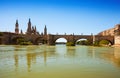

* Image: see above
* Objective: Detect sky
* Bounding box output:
[0,0,120,35]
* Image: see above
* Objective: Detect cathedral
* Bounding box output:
[0,18,48,45]
[15,18,47,36]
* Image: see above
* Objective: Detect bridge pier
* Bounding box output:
[114,36,120,45]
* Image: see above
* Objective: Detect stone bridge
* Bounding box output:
[0,32,114,45]
[47,34,114,45]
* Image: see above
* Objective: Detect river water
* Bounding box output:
[0,45,120,78]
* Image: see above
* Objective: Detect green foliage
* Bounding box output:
[17,38,32,45]
[77,40,91,45]
[93,41,100,46]
[66,42,75,46]
[19,41,32,45]
[99,40,110,45]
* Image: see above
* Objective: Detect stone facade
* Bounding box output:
[97,24,120,45]
[115,36,120,45]
[98,24,120,36]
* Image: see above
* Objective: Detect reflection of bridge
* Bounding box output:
[47,34,114,45]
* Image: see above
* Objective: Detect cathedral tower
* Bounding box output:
[44,25,47,44]
[15,20,19,34]
[27,18,32,34]
[44,25,47,36]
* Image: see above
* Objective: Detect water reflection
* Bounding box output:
[11,45,120,72]
[113,47,120,67]
[0,45,120,78]
[67,47,76,57]
[55,44,67,56]
[26,53,36,72]
[14,54,18,72]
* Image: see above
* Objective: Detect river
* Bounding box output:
[0,45,120,78]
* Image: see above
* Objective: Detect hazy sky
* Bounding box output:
[0,0,120,35]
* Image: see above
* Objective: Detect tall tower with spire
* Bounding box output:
[44,25,47,44]
[27,18,32,34]
[15,20,19,34]
[44,25,47,36]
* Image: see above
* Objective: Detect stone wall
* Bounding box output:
[115,36,120,45]
[98,24,120,36]
[98,24,120,45]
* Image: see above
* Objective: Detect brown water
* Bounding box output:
[0,45,120,78]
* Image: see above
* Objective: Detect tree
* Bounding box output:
[66,42,75,46]
[93,41,99,46]
[17,38,32,45]
[17,38,25,44]
[99,40,110,46]
[77,40,91,45]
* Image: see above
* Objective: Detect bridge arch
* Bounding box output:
[55,38,67,44]
[98,39,113,45]
[75,38,92,45]
[76,38,88,42]
[95,36,114,45]
[74,36,93,45]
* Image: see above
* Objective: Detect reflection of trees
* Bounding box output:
[43,51,47,66]
[14,54,19,72]
[26,52,36,72]
[87,47,96,58]
[26,46,56,72]
[13,45,58,72]
[14,46,20,72]
[67,47,75,57]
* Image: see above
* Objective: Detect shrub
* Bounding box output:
[17,38,33,45]
[93,41,100,46]
[77,40,91,45]
[66,42,75,46]
[99,40,110,45]
[20,41,32,45]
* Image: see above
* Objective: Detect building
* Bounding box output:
[0,19,47,45]
[98,24,120,36]
[97,24,120,45]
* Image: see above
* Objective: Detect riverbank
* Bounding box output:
[112,44,120,47]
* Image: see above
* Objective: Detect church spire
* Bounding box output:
[44,25,47,44]
[35,26,36,32]
[28,18,31,23]
[15,19,19,34]
[21,29,23,34]
[44,25,47,35]
[16,19,18,24]
[27,18,32,34]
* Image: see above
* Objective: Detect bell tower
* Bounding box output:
[15,20,19,34]
[27,18,32,34]
[44,25,47,36]
[44,25,47,44]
